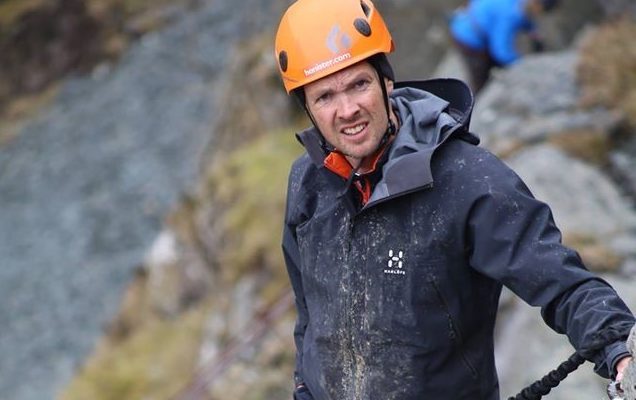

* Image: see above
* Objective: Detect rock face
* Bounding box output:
[0,0,104,108]
[596,0,636,18]
[623,327,636,399]
[2,1,635,400]
[473,52,636,265]
[0,1,286,399]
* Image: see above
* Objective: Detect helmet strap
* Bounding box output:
[375,64,398,147]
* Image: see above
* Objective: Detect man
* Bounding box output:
[275,0,634,398]
[449,0,558,93]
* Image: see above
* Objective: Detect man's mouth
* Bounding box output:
[342,123,366,136]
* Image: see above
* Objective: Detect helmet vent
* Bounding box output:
[360,1,371,17]
[278,51,288,72]
[353,18,371,37]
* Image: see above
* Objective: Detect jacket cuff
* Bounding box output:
[605,341,631,379]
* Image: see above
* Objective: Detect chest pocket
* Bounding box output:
[365,254,447,342]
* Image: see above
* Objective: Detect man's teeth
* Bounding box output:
[343,124,365,135]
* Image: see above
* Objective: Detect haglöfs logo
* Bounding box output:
[384,249,406,275]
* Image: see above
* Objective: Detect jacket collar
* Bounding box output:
[296,78,478,208]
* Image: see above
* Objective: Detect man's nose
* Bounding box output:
[336,93,360,119]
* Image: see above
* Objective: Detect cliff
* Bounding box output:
[0,0,635,399]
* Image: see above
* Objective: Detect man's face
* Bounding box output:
[304,61,393,167]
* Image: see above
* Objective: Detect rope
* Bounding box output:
[507,325,633,400]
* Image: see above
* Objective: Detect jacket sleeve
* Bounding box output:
[464,152,635,378]
[282,221,309,386]
[282,161,311,388]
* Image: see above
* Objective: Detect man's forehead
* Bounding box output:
[306,62,375,92]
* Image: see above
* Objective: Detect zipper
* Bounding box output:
[343,216,359,398]
[343,216,371,399]
[429,278,479,378]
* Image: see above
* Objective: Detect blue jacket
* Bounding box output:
[449,0,536,65]
[282,79,634,399]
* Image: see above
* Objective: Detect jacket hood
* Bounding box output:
[368,86,459,205]
[296,78,479,208]
[393,78,475,135]
[388,85,458,157]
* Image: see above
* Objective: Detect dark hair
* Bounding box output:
[367,53,395,82]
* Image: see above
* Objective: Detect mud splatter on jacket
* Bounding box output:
[281,80,635,400]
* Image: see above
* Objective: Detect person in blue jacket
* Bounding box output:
[449,0,559,93]
[275,0,633,398]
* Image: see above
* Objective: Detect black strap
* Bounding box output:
[508,325,633,400]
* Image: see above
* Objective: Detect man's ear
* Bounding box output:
[385,78,394,94]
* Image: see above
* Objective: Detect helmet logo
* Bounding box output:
[326,25,352,54]
[303,24,353,77]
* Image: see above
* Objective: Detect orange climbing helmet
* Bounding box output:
[275,0,395,94]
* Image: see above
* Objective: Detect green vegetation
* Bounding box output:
[563,233,623,272]
[199,129,303,289]
[547,128,612,166]
[59,129,303,400]
[59,301,208,400]
[0,0,44,25]
[578,17,636,127]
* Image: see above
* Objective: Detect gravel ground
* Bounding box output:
[0,1,283,398]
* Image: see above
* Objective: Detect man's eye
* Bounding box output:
[354,79,370,90]
[315,93,331,105]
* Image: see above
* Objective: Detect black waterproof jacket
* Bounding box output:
[281,79,635,400]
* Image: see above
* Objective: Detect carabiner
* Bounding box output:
[607,380,625,400]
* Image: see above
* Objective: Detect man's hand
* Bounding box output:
[616,356,632,382]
